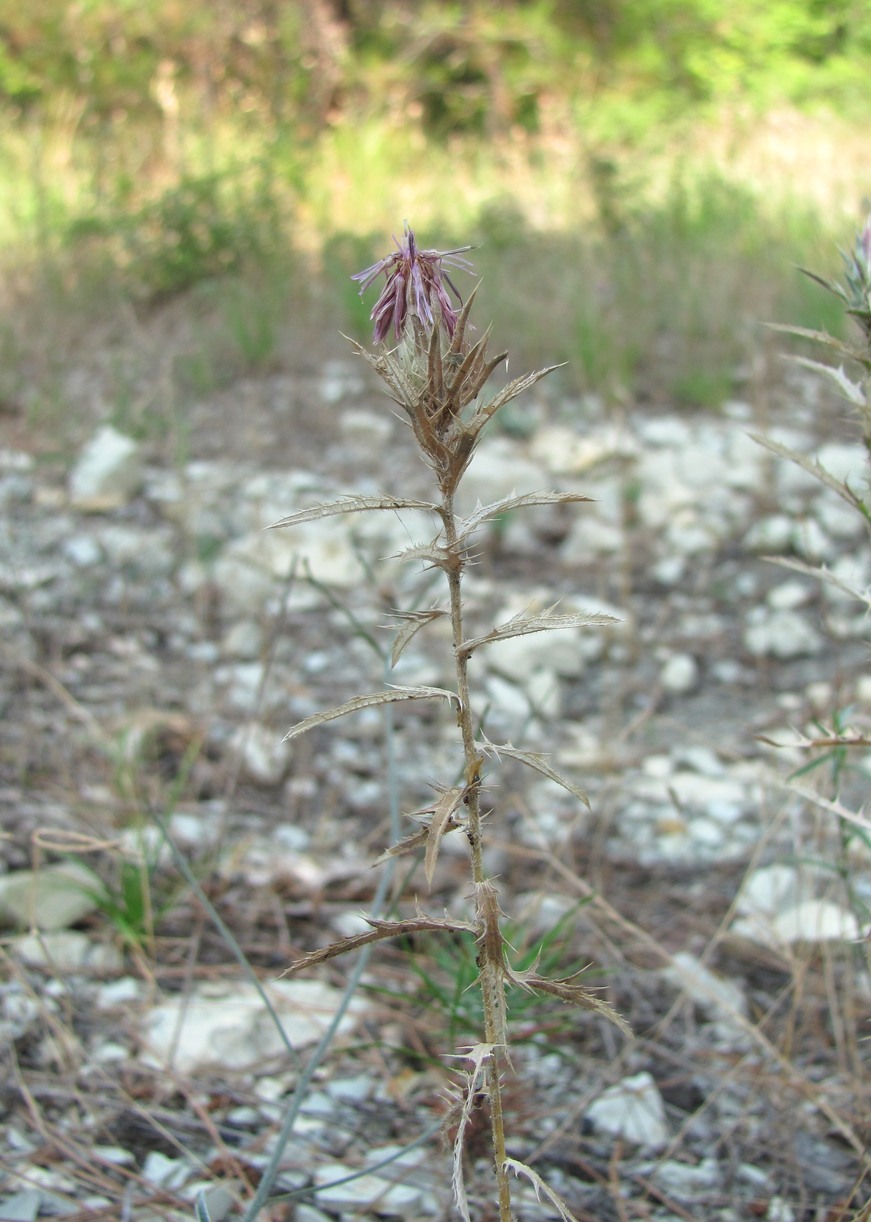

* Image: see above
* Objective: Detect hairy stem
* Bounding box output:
[441,490,514,1222]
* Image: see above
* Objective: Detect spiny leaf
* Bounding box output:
[796,265,847,300]
[391,541,455,570]
[425,786,466,886]
[789,356,867,406]
[767,321,866,362]
[468,364,564,434]
[776,778,871,837]
[477,737,590,807]
[505,963,633,1036]
[389,608,448,666]
[749,433,869,513]
[459,604,618,657]
[447,1042,495,1222]
[763,554,871,602]
[458,491,594,541]
[503,1159,581,1222]
[284,685,460,741]
[269,494,438,530]
[283,915,477,974]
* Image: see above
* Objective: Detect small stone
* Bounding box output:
[0,862,100,931]
[69,425,142,510]
[221,619,263,659]
[587,1071,669,1150]
[743,608,823,658]
[232,722,292,787]
[338,408,393,451]
[664,953,747,1021]
[766,1194,797,1222]
[766,580,813,610]
[744,514,794,553]
[770,899,861,944]
[13,931,123,974]
[0,1190,41,1221]
[141,1151,190,1190]
[660,652,698,694]
[63,534,103,567]
[141,979,365,1073]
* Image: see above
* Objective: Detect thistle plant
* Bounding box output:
[271,223,628,1219]
[756,214,871,927]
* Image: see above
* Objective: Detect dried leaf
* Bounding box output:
[374,826,432,863]
[389,608,449,666]
[284,915,477,974]
[418,786,464,885]
[269,494,438,530]
[459,604,618,657]
[477,737,590,807]
[750,433,869,513]
[763,555,871,604]
[503,1158,580,1222]
[505,963,632,1036]
[448,1042,494,1222]
[777,778,871,836]
[458,491,594,542]
[284,685,460,741]
[391,542,454,570]
[467,364,564,434]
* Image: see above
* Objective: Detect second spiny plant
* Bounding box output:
[272,224,629,1221]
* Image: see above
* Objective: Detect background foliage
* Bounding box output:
[0,0,868,420]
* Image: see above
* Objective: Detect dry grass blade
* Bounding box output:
[389,608,448,665]
[269,493,438,529]
[459,605,618,657]
[284,915,478,974]
[503,1158,580,1222]
[477,737,590,807]
[284,685,460,741]
[425,785,467,885]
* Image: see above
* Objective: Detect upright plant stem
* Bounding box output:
[442,492,514,1222]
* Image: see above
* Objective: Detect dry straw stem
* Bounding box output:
[274,224,629,1220]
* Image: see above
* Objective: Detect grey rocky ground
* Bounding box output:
[1,353,869,1220]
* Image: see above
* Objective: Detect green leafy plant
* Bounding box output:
[369,900,598,1057]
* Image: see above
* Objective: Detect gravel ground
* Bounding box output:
[1,330,869,1221]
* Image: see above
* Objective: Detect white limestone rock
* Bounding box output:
[587,1071,669,1150]
[141,979,365,1073]
[743,607,823,658]
[0,862,100,931]
[69,426,142,510]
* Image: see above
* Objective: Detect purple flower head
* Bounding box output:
[352,222,475,343]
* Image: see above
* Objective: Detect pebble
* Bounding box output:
[68,425,142,510]
[141,979,365,1073]
[586,1071,669,1150]
[2,380,865,1219]
[0,862,100,931]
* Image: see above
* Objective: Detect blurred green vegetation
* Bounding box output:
[0,0,867,428]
